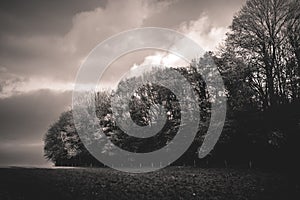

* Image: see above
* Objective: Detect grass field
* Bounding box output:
[0,167,294,200]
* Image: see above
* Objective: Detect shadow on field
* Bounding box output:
[0,167,294,200]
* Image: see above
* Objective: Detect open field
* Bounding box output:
[0,167,294,200]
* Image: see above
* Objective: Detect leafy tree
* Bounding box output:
[44,111,103,166]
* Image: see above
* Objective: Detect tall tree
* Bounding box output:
[225,0,300,109]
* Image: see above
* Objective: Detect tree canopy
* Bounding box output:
[44,0,299,169]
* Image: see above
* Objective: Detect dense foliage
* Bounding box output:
[44,0,299,169]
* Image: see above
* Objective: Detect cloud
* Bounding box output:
[128,14,228,75]
[0,66,27,98]
[0,89,71,166]
[143,0,246,29]
[0,67,73,98]
[0,0,107,37]
[0,0,241,95]
[96,13,228,87]
[178,14,228,51]
[64,0,170,55]
[0,89,71,142]
[0,0,175,94]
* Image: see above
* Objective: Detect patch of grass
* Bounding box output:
[0,167,292,200]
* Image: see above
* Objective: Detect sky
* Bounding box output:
[0,0,246,166]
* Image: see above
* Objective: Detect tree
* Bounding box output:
[225,0,300,109]
[213,0,299,169]
[44,64,212,167]
[44,111,103,166]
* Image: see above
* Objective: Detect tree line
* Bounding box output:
[44,0,299,169]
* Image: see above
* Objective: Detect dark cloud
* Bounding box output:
[0,0,107,83]
[0,0,107,36]
[0,0,247,84]
[0,89,71,166]
[0,89,71,142]
[0,0,168,83]
[144,0,246,28]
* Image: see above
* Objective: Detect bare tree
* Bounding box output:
[224,0,300,109]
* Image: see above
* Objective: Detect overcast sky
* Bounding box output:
[0,0,246,166]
